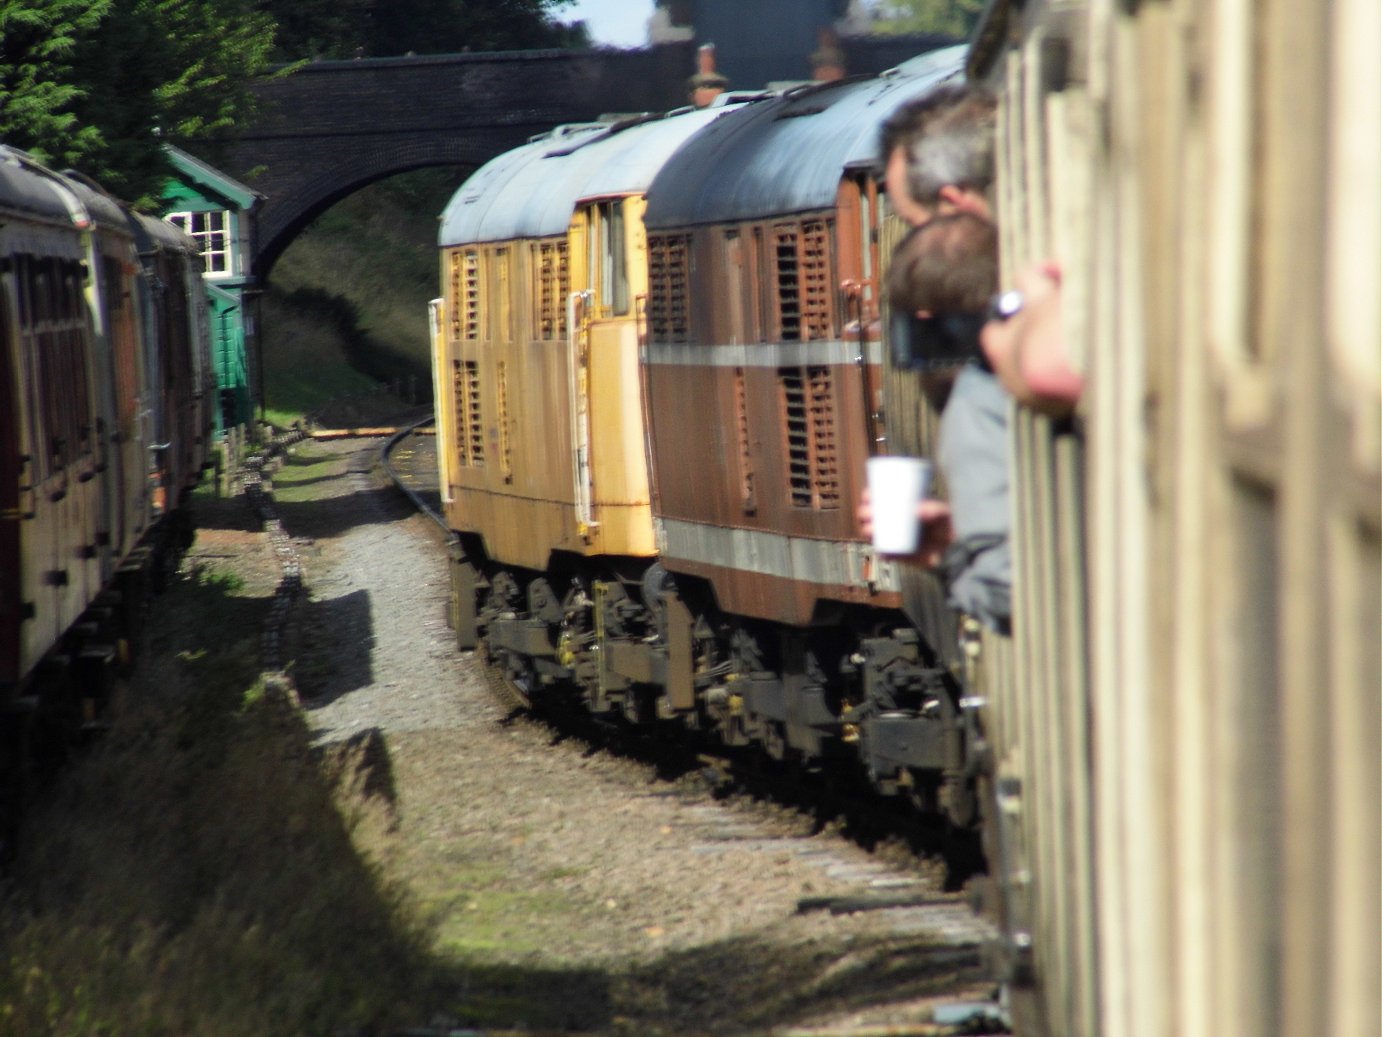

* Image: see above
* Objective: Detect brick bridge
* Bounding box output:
[214,38,942,278]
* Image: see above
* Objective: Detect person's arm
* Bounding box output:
[982,261,1082,415]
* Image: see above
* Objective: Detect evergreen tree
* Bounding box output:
[0,0,111,168]
[0,0,277,206]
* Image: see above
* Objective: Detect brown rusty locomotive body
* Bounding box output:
[437,51,974,808]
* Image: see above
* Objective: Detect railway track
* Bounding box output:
[380,417,444,527]
[381,418,983,867]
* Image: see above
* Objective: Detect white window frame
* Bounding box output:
[165,209,234,277]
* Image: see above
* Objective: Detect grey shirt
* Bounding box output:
[937,365,1012,632]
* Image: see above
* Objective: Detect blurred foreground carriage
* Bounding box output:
[947,2,1380,1035]
[0,146,214,841]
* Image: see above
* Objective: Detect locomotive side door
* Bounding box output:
[566,286,594,540]
[567,209,595,542]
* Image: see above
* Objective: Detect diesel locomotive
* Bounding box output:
[0,146,215,832]
[433,7,1379,1035]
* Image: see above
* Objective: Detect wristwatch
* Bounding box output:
[986,288,1024,323]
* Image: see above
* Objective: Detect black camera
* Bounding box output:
[888,310,989,373]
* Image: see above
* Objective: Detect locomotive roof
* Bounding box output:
[644,46,965,229]
[438,101,751,246]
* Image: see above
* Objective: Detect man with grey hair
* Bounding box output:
[879,82,997,227]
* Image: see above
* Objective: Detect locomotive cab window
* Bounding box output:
[588,200,629,317]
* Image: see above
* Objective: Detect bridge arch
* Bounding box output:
[252,131,530,278]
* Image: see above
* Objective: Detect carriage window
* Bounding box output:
[21,256,92,474]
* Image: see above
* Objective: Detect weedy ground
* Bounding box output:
[0,488,445,1036]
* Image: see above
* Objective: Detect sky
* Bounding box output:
[558,0,658,48]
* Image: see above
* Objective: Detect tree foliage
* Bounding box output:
[1,0,277,206]
[0,0,111,165]
[869,0,983,39]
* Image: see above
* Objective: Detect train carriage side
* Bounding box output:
[128,213,214,514]
[0,151,95,691]
[0,150,134,691]
[60,175,154,591]
[958,2,1381,1036]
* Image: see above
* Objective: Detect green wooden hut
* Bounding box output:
[161,146,263,432]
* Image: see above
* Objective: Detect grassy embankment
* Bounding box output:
[259,168,467,427]
[0,488,446,1034]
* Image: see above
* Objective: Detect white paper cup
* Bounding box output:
[866,456,932,555]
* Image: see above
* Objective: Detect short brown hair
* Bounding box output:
[886,213,998,317]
